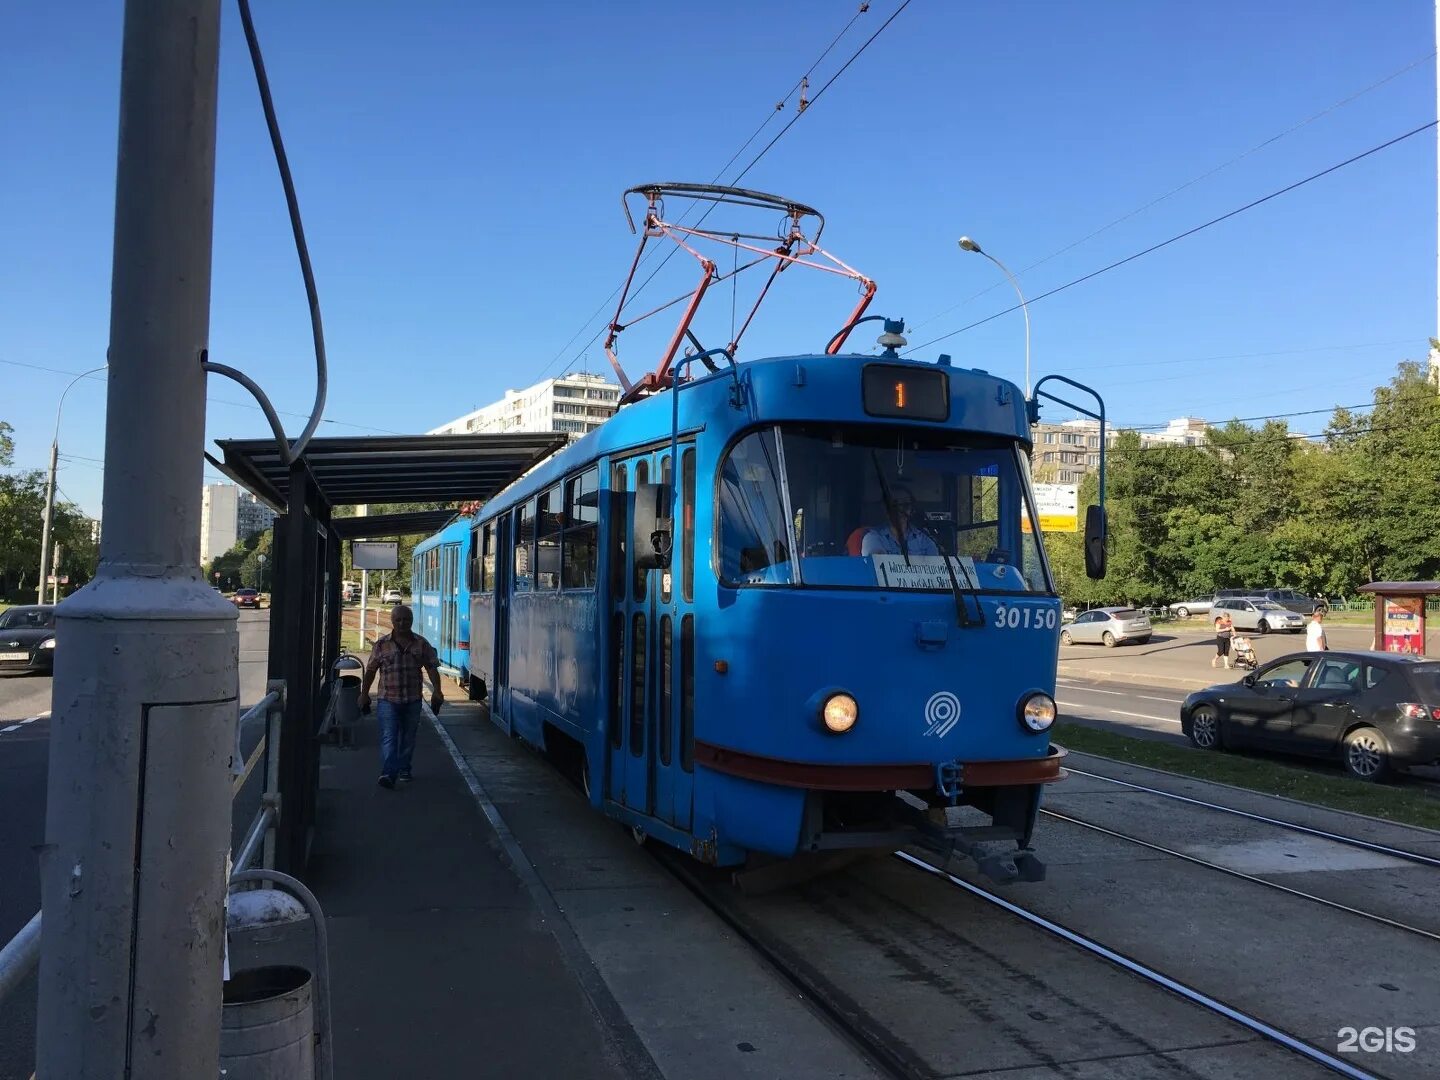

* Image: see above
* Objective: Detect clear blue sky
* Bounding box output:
[3,1,1435,519]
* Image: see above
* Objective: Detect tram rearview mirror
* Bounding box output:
[1083,505,1107,580]
[633,481,673,570]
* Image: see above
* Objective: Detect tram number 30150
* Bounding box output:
[992,604,1059,631]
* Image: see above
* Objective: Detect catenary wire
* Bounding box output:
[906,119,1440,355]
[543,1,908,381]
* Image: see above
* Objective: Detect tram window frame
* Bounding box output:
[633,460,649,602]
[537,485,563,591]
[609,611,624,749]
[659,455,673,602]
[629,612,646,758]
[563,467,600,590]
[479,521,496,593]
[681,448,695,602]
[659,613,673,766]
[680,614,694,772]
[467,527,479,592]
[610,463,628,599]
[515,501,536,592]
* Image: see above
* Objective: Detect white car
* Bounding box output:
[382,588,403,604]
[1060,607,1152,647]
[1212,597,1305,633]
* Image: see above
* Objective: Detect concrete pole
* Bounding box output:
[51,544,62,605]
[37,442,58,603]
[37,3,237,1078]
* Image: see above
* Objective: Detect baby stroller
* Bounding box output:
[1231,635,1258,671]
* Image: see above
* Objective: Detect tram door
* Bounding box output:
[608,447,695,831]
[439,542,460,658]
[492,514,513,732]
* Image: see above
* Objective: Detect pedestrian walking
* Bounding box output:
[1306,609,1329,652]
[358,604,444,788]
[1212,610,1234,669]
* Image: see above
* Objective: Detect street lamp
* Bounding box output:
[38,365,107,603]
[958,236,1032,397]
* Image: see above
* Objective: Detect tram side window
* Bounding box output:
[718,430,793,584]
[515,501,536,592]
[563,467,599,589]
[479,522,495,592]
[537,486,563,590]
[681,448,695,602]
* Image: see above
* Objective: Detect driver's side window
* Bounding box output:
[1256,658,1312,689]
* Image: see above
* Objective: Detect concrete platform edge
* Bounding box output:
[426,709,664,1080]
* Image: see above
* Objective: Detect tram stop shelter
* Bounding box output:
[212,432,565,873]
[1356,581,1440,657]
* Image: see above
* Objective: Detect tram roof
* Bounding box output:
[213,432,567,512]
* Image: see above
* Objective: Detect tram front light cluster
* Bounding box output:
[1019,693,1056,734]
[821,693,859,734]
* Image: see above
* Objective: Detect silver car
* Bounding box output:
[1211,597,1305,633]
[1169,598,1214,619]
[1061,607,1153,647]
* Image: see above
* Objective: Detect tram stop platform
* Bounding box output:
[227,709,645,1080]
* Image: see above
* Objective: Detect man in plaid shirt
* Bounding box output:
[358,605,444,788]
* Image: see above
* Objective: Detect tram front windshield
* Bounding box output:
[718,424,1053,593]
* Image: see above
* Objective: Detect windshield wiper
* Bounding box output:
[914,519,985,629]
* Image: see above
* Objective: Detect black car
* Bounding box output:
[1181,651,1440,781]
[233,588,262,609]
[0,605,57,676]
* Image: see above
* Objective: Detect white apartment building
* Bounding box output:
[200,484,277,565]
[429,373,622,439]
[1032,417,1208,483]
[200,484,238,566]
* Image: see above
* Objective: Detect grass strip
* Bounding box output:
[1054,721,1440,832]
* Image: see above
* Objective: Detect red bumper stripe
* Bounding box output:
[692,741,1067,791]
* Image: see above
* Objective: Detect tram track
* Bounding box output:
[650,847,931,1080]
[1037,807,1440,944]
[892,851,1383,1080]
[654,837,1389,1080]
[1065,765,1440,868]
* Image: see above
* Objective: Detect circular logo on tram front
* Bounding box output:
[923,691,961,738]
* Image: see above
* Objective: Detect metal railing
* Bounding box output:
[0,683,287,1011]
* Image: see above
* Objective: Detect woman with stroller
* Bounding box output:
[1213,610,1235,669]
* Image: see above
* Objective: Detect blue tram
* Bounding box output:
[443,344,1101,881]
[410,516,473,682]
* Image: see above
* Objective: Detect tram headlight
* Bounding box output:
[821,693,859,734]
[1018,693,1056,734]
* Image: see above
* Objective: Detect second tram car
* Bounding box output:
[410,516,472,685]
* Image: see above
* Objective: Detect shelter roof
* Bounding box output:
[1357,582,1440,597]
[213,433,566,512]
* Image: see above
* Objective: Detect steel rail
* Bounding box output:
[1066,766,1440,868]
[894,851,1381,1080]
[1041,809,1440,944]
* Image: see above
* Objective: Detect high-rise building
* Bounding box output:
[1031,417,1208,483]
[428,373,622,439]
[200,484,238,566]
[200,484,276,565]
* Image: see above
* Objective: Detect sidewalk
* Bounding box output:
[228,714,644,1079]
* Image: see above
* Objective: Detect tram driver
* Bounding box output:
[858,486,940,557]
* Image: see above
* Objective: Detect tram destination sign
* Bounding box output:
[861,364,949,421]
[871,554,979,590]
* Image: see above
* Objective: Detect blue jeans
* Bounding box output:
[377,699,423,780]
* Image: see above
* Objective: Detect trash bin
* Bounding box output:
[221,965,315,1079]
[331,654,363,747]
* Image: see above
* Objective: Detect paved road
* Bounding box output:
[0,609,271,1080]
